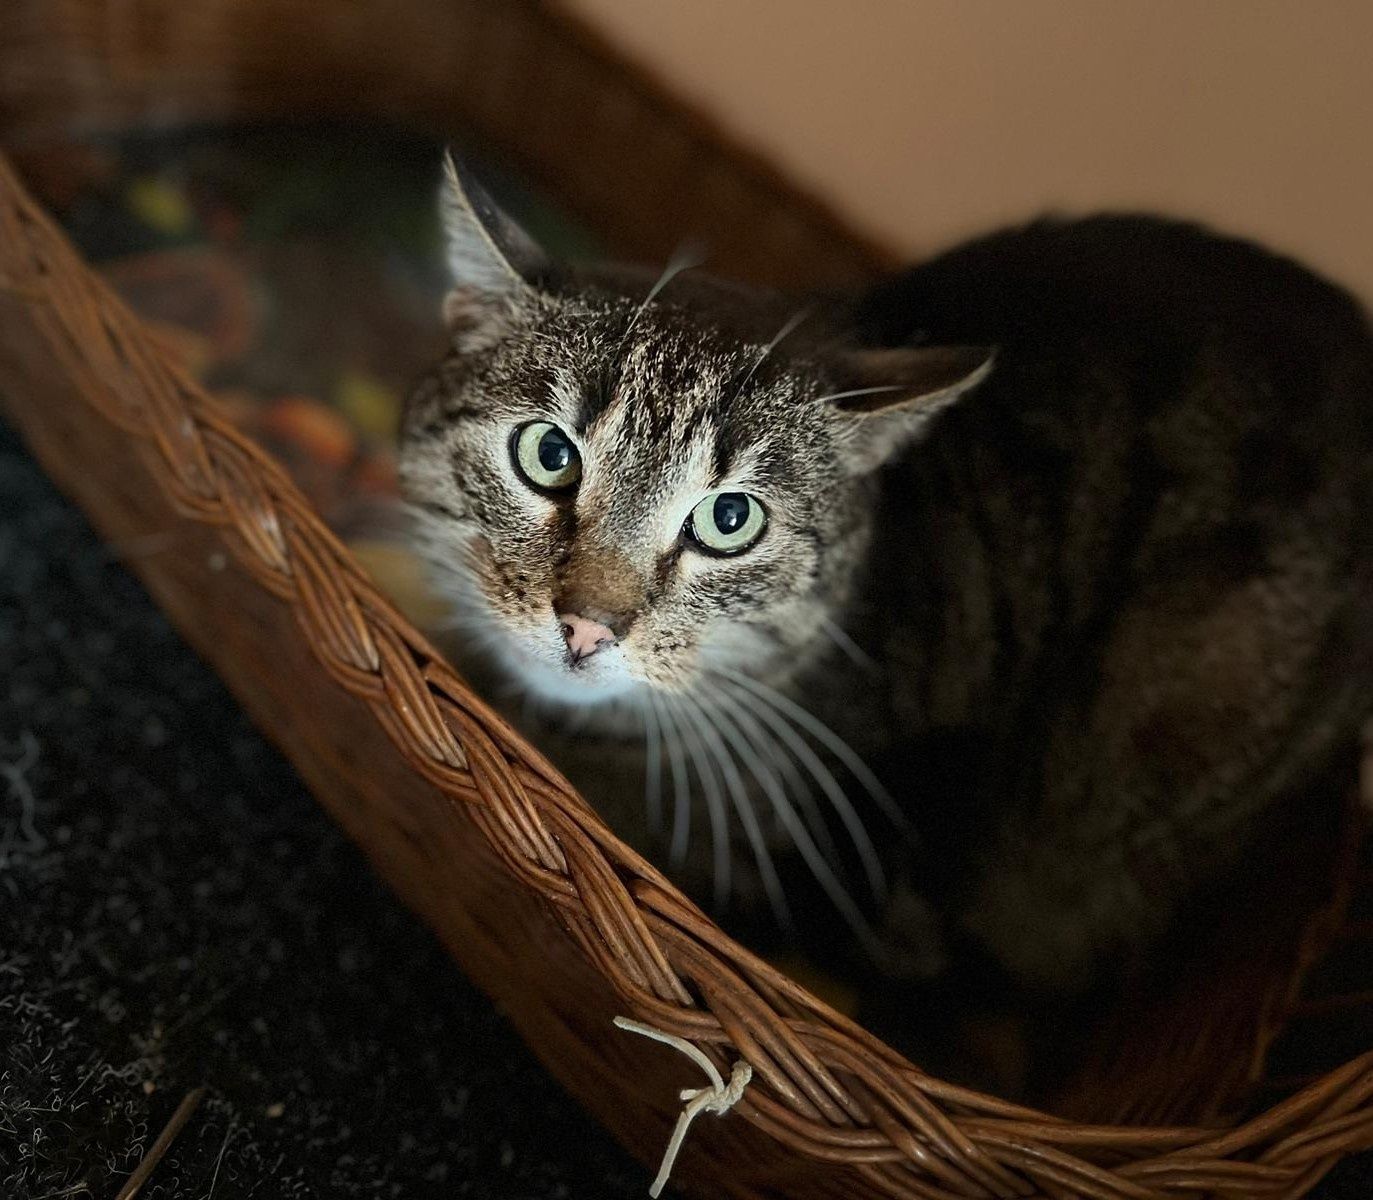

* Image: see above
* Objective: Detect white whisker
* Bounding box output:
[664,695,732,911]
[712,666,907,833]
[694,693,878,945]
[712,682,887,906]
[654,694,694,870]
[641,692,664,836]
[811,384,905,407]
[706,689,837,861]
[672,693,790,932]
[730,308,812,405]
[818,616,878,674]
[616,242,705,360]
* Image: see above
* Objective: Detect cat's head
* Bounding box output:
[400,155,991,710]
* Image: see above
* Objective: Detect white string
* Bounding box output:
[613,1016,754,1198]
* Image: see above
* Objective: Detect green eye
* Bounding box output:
[686,492,767,555]
[513,421,581,492]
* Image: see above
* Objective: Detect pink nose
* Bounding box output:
[559,612,617,663]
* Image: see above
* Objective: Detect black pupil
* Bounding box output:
[713,493,750,535]
[537,428,572,474]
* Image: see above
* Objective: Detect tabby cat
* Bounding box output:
[400,156,1373,1088]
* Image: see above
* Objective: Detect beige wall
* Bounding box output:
[566,0,1373,304]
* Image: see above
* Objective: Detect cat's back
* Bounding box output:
[855,212,1373,554]
[853,213,1373,367]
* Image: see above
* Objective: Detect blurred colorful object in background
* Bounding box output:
[31,123,601,554]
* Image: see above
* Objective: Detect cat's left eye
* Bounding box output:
[512,421,581,492]
[685,492,767,555]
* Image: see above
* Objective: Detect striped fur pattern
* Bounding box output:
[400,160,1373,1073]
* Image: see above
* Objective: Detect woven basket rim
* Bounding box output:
[3,146,1372,1200]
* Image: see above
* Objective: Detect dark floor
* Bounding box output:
[0,417,647,1198]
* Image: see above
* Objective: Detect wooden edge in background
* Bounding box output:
[0,0,895,290]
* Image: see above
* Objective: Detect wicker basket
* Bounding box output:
[1,3,1370,1197]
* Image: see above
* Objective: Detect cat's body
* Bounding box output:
[837,217,1373,992]
[400,161,1373,1086]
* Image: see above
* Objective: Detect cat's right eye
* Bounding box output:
[512,421,582,493]
[685,491,767,555]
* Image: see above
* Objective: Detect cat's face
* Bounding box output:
[400,157,990,712]
[404,292,864,706]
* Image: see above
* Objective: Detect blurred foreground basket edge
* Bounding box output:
[0,3,1370,1197]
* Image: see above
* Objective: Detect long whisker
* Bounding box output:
[712,666,908,833]
[653,694,694,869]
[811,384,905,407]
[703,687,837,860]
[695,693,877,944]
[730,308,812,405]
[817,616,878,674]
[641,692,664,837]
[616,241,705,360]
[713,672,895,900]
[712,681,887,905]
[663,695,732,911]
[673,693,791,933]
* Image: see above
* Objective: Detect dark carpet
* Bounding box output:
[0,417,646,1198]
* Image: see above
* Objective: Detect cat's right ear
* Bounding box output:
[439,151,548,347]
[826,344,995,474]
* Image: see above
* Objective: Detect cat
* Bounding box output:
[399,155,1373,1089]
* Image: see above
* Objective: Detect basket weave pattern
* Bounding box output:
[4,142,1373,1200]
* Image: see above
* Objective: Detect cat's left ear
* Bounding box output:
[439,150,550,347]
[825,345,995,473]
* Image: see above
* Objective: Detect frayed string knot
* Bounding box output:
[614,1016,753,1198]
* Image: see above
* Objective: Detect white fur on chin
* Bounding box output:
[496,635,641,708]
